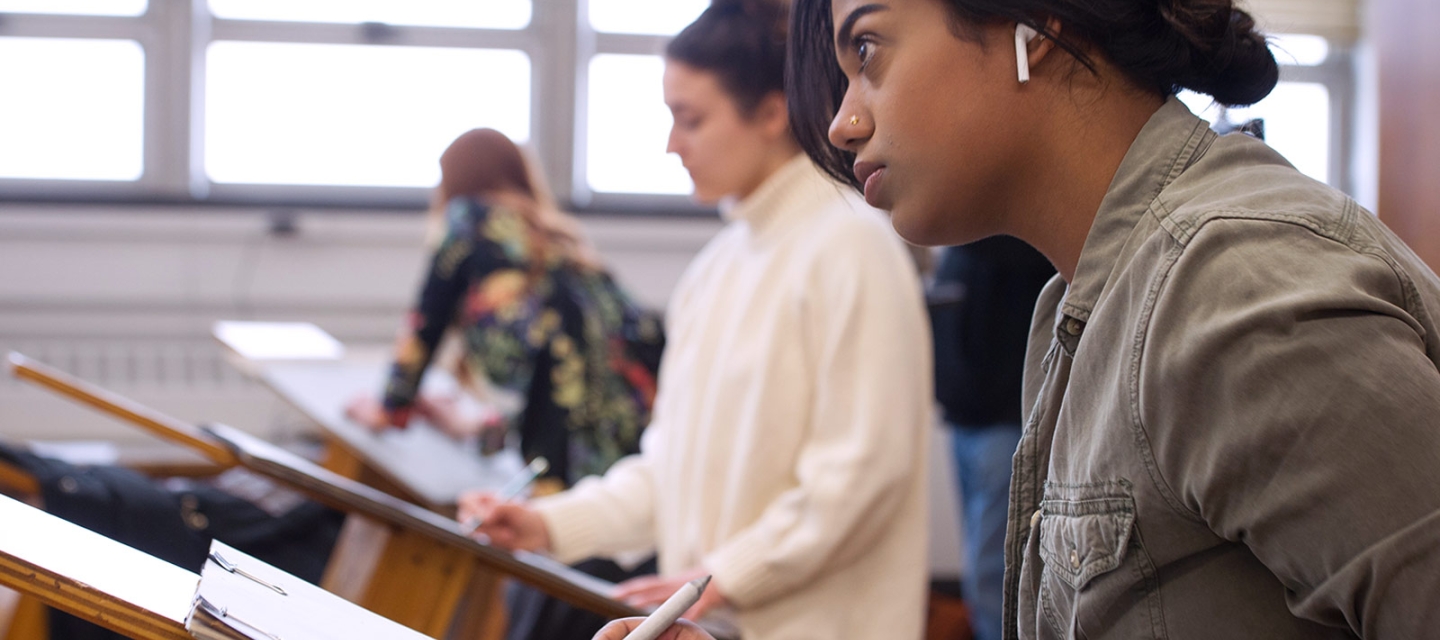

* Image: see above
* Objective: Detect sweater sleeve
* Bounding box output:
[702,216,933,608]
[527,233,731,564]
[531,425,662,563]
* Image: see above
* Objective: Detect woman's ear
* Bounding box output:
[753,91,792,140]
[1023,18,1063,83]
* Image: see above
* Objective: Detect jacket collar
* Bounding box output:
[1055,96,1216,351]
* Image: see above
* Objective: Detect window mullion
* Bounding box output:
[130,0,193,199]
[570,0,598,207]
[0,12,139,38]
[520,0,574,207]
[593,32,668,55]
[208,19,532,49]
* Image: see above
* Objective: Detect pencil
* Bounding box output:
[458,456,549,535]
[623,575,710,640]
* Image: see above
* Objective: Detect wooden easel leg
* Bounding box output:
[1,592,48,640]
[319,437,367,480]
[321,515,480,637]
[444,571,508,640]
[319,439,424,505]
[0,586,16,637]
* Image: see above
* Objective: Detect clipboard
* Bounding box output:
[187,542,433,640]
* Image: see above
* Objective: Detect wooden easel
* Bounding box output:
[7,353,641,639]
[0,493,196,640]
[0,458,44,640]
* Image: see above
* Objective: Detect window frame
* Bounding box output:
[0,9,169,200]
[0,2,1354,215]
[1279,49,1356,197]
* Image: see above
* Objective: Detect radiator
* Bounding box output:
[0,338,309,445]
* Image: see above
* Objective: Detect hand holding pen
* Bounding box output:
[455,457,552,551]
[591,576,716,640]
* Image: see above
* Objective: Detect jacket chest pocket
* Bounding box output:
[1030,484,1165,640]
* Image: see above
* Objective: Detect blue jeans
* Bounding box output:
[950,423,1023,640]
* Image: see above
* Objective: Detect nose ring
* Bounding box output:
[849,116,860,126]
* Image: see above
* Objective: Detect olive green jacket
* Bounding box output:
[1006,97,1440,640]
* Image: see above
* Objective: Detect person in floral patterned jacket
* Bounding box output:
[347,128,665,488]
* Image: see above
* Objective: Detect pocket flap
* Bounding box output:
[1037,495,1135,591]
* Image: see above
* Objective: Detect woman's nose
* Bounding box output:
[828,107,870,151]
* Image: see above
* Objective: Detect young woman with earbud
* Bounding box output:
[779,0,1440,639]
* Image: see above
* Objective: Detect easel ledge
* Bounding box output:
[0,494,196,640]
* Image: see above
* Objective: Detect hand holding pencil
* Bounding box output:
[592,576,717,640]
[591,617,712,640]
[455,457,553,551]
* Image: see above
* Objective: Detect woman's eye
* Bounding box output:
[857,41,872,68]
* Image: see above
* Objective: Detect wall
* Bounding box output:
[0,205,721,445]
[1374,0,1440,270]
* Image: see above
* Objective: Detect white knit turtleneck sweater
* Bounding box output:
[534,155,932,640]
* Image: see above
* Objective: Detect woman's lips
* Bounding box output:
[854,161,886,207]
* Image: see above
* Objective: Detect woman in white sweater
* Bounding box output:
[462,2,933,638]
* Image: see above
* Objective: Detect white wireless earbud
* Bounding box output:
[1015,24,1039,84]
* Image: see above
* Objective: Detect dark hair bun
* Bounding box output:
[666,0,790,115]
[1153,1,1279,106]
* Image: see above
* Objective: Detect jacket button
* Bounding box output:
[1030,510,1042,527]
[1070,549,1081,569]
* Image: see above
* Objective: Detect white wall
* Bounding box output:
[0,204,722,445]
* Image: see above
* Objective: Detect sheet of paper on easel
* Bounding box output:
[213,321,346,361]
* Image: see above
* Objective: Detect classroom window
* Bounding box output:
[0,6,1357,213]
[1234,82,1332,184]
[1177,33,1345,186]
[204,42,530,187]
[0,37,145,181]
[585,54,692,196]
[0,0,146,16]
[588,0,707,35]
[1181,82,1332,185]
[206,0,532,30]
[1269,33,1330,66]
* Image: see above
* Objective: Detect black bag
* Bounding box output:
[0,442,343,640]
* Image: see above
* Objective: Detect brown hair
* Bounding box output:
[433,129,601,270]
[665,0,790,117]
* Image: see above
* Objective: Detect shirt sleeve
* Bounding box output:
[1142,218,1440,638]
[701,218,934,608]
[381,202,512,426]
[531,427,661,563]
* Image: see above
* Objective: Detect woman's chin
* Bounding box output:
[892,203,999,248]
[888,204,957,247]
[689,188,723,206]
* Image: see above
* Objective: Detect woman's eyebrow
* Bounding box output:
[836,4,889,50]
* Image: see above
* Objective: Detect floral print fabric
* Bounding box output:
[382,198,664,484]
